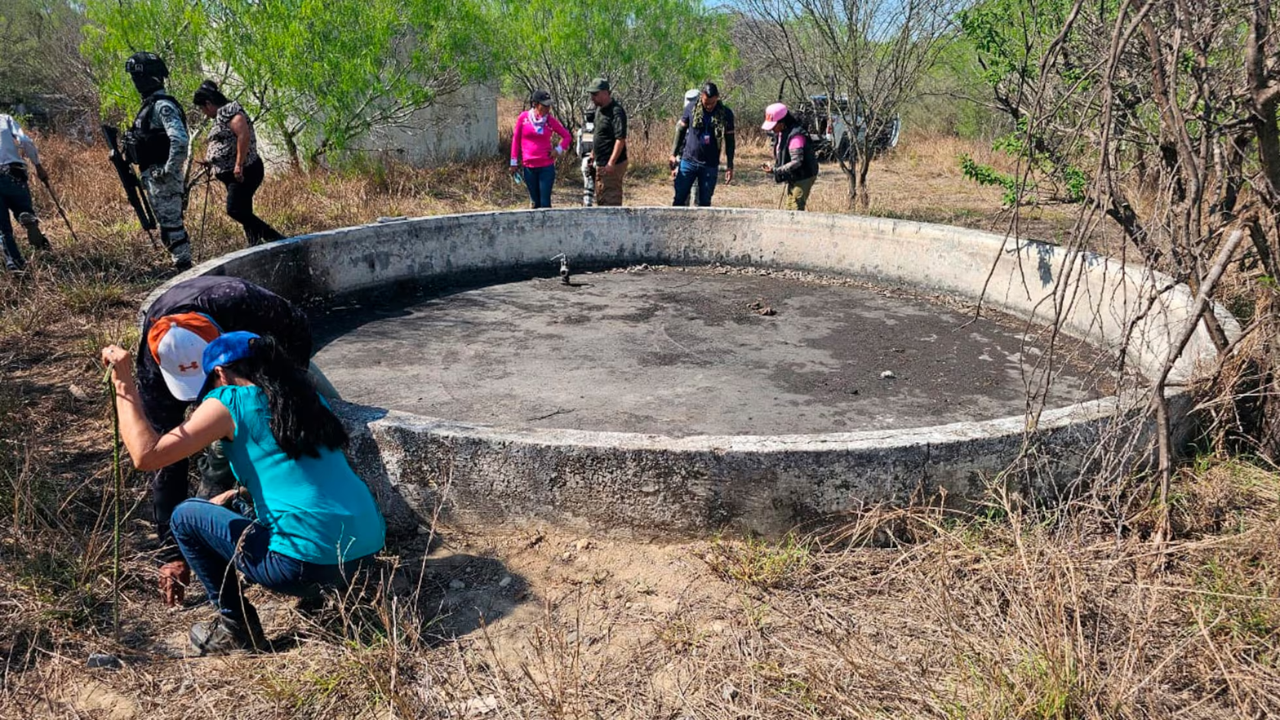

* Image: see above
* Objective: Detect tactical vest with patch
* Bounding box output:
[126,93,186,170]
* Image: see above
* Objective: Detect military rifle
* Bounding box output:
[101,124,158,246]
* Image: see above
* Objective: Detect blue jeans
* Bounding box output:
[672,160,719,207]
[171,499,373,620]
[522,165,556,208]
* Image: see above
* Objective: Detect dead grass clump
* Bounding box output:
[1171,457,1280,537]
[59,279,132,317]
[706,533,815,590]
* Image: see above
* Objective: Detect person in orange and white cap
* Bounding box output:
[148,312,223,399]
[760,102,819,211]
[100,331,383,654]
[136,276,321,606]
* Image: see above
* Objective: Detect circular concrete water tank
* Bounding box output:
[146,208,1233,537]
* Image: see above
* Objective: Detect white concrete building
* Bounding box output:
[349,84,498,165]
[255,83,499,169]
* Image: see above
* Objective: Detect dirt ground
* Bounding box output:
[1,126,1274,718]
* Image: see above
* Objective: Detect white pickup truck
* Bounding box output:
[802,95,901,163]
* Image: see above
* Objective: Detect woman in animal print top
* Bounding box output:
[194,80,284,247]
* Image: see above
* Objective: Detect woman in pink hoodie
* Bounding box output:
[511,89,572,209]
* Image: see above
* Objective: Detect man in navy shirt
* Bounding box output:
[669,82,735,207]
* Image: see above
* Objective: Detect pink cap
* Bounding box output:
[762,102,789,131]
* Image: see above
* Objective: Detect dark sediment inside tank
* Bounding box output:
[311,265,1112,436]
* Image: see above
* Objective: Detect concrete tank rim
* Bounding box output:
[337,394,1126,451]
[145,206,1232,334]
[142,207,1226,452]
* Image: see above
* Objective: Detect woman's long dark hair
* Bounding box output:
[192,79,230,109]
[213,335,347,459]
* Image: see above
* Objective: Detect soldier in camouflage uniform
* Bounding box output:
[125,52,192,270]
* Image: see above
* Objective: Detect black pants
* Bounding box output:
[218,160,283,247]
[134,351,203,563]
[0,169,37,270]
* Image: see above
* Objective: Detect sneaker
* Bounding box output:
[189,611,268,655]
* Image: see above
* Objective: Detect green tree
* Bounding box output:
[81,0,497,167]
[80,0,209,122]
[902,27,1002,140]
[497,0,737,133]
[956,0,1087,205]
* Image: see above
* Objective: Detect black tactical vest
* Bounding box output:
[777,125,819,183]
[126,93,186,170]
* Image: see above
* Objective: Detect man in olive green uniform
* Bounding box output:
[586,78,627,207]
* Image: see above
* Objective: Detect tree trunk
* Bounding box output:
[307,139,330,172]
[1249,0,1280,199]
[276,122,302,173]
[857,152,872,209]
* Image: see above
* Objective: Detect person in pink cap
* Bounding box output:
[511,89,572,209]
[760,102,819,210]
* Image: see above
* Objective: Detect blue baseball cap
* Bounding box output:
[201,331,260,378]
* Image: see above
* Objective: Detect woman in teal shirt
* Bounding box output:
[101,331,385,654]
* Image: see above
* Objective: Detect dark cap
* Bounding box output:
[531,89,553,106]
[700,82,720,98]
[586,77,610,93]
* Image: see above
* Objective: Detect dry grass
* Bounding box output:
[0,128,1275,718]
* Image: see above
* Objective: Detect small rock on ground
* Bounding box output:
[86,653,121,670]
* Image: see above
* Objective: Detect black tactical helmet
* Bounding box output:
[125,52,169,81]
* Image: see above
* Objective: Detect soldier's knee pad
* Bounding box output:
[17,212,39,230]
[159,226,189,250]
